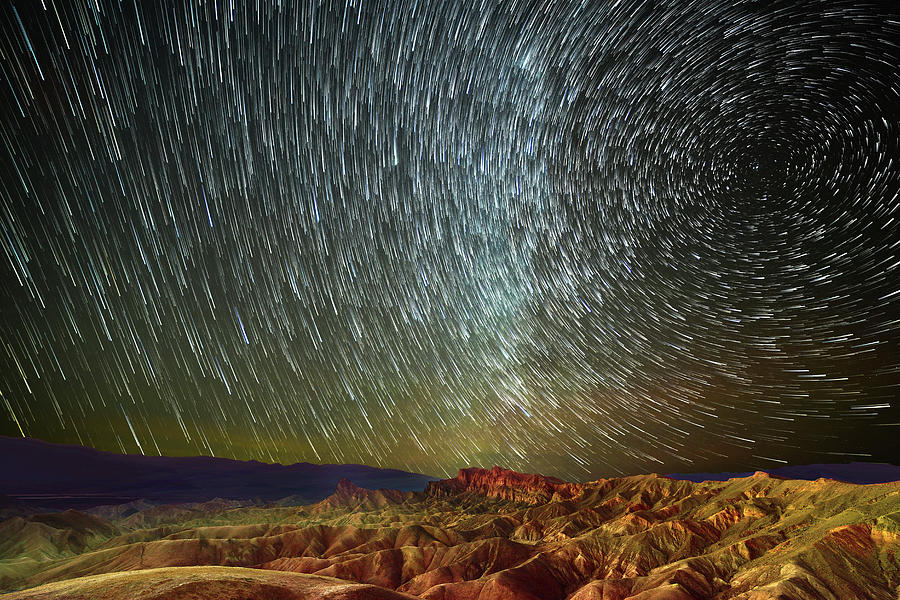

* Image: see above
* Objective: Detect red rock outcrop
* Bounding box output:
[425,466,582,504]
[2,468,899,600]
[314,479,414,512]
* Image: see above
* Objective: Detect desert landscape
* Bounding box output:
[2,2,900,599]
[2,465,899,599]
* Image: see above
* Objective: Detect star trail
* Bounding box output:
[1,0,898,479]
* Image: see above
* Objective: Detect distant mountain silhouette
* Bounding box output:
[667,461,900,484]
[0,436,437,510]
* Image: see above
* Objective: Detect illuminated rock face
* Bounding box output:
[425,466,582,504]
[2,467,900,600]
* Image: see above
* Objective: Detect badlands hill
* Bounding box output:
[1,465,899,599]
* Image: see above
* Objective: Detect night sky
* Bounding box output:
[1,0,898,480]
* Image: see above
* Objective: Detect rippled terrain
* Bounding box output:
[2,466,899,599]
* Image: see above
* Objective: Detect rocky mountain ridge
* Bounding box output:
[2,465,898,599]
[425,466,584,504]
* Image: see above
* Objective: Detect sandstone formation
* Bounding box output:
[1,466,898,599]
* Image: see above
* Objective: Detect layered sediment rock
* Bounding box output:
[3,467,899,600]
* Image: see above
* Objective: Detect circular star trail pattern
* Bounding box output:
[1,0,898,479]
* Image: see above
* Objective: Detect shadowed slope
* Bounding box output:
[2,467,899,599]
[0,566,419,600]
